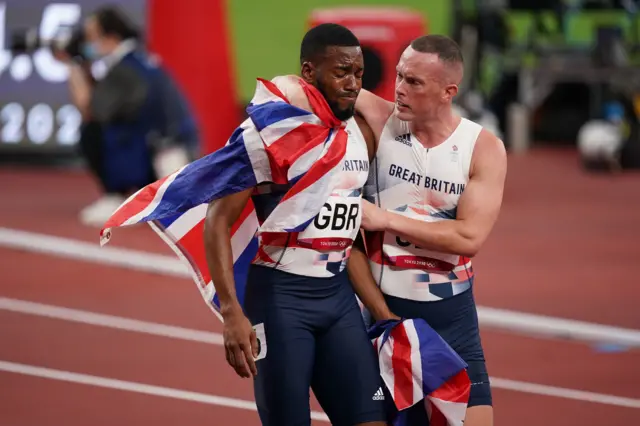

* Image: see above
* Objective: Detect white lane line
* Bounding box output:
[491,378,640,409]
[477,306,640,349]
[1,226,640,348]
[0,297,222,345]
[0,360,330,421]
[0,227,189,278]
[1,297,639,409]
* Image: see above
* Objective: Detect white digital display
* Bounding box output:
[0,0,146,153]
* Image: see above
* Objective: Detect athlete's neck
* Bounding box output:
[410,106,461,149]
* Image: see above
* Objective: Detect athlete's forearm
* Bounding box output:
[386,213,479,258]
[203,189,254,318]
[347,240,396,321]
[203,211,242,318]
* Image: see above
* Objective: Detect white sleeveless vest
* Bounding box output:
[365,114,482,301]
[252,117,370,277]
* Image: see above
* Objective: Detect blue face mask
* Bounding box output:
[82,42,100,60]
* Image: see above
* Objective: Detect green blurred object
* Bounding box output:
[226,0,452,102]
[227,1,640,103]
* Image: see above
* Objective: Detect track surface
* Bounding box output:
[1,149,639,425]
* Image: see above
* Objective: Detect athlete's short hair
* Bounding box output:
[300,23,360,65]
[410,35,463,65]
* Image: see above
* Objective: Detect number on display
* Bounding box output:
[0,2,82,82]
[1,103,81,145]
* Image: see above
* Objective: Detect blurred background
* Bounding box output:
[0,1,639,425]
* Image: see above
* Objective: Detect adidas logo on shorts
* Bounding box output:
[372,387,385,401]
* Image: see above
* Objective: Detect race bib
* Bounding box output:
[297,194,362,251]
[253,323,267,361]
[381,223,460,271]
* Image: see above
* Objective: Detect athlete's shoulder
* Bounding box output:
[470,125,507,178]
[477,126,507,159]
[353,113,377,162]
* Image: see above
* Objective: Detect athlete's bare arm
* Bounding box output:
[274,75,394,138]
[361,129,507,257]
[347,233,399,321]
[348,115,399,321]
[204,188,259,378]
[353,89,395,140]
[353,114,375,162]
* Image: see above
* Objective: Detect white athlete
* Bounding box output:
[364,112,482,301]
[352,35,506,426]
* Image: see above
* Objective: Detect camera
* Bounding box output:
[9,24,88,62]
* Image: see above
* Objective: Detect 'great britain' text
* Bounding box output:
[389,164,465,195]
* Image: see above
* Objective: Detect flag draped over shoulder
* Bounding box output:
[99,77,348,316]
[99,76,471,423]
[369,319,471,426]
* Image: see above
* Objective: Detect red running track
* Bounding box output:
[1,149,639,425]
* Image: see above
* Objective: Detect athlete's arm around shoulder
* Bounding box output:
[272,75,379,161]
[354,89,395,140]
[272,75,393,138]
[204,188,259,378]
[362,128,507,257]
[270,75,312,111]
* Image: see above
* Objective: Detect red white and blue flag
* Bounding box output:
[100,77,348,316]
[370,318,471,426]
[100,77,471,424]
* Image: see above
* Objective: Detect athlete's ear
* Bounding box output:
[300,61,316,85]
[444,84,458,102]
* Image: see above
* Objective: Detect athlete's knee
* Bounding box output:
[464,405,493,426]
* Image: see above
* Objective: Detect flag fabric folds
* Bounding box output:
[99,77,348,314]
[369,319,471,426]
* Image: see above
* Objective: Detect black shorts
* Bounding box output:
[244,264,388,426]
[364,282,492,411]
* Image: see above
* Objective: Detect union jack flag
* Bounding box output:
[100,77,471,424]
[100,77,348,315]
[370,319,471,426]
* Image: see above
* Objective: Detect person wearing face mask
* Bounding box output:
[64,5,199,226]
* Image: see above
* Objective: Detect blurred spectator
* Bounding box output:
[59,5,199,227]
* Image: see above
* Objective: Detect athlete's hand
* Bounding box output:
[271,75,312,112]
[221,307,259,378]
[360,200,390,232]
